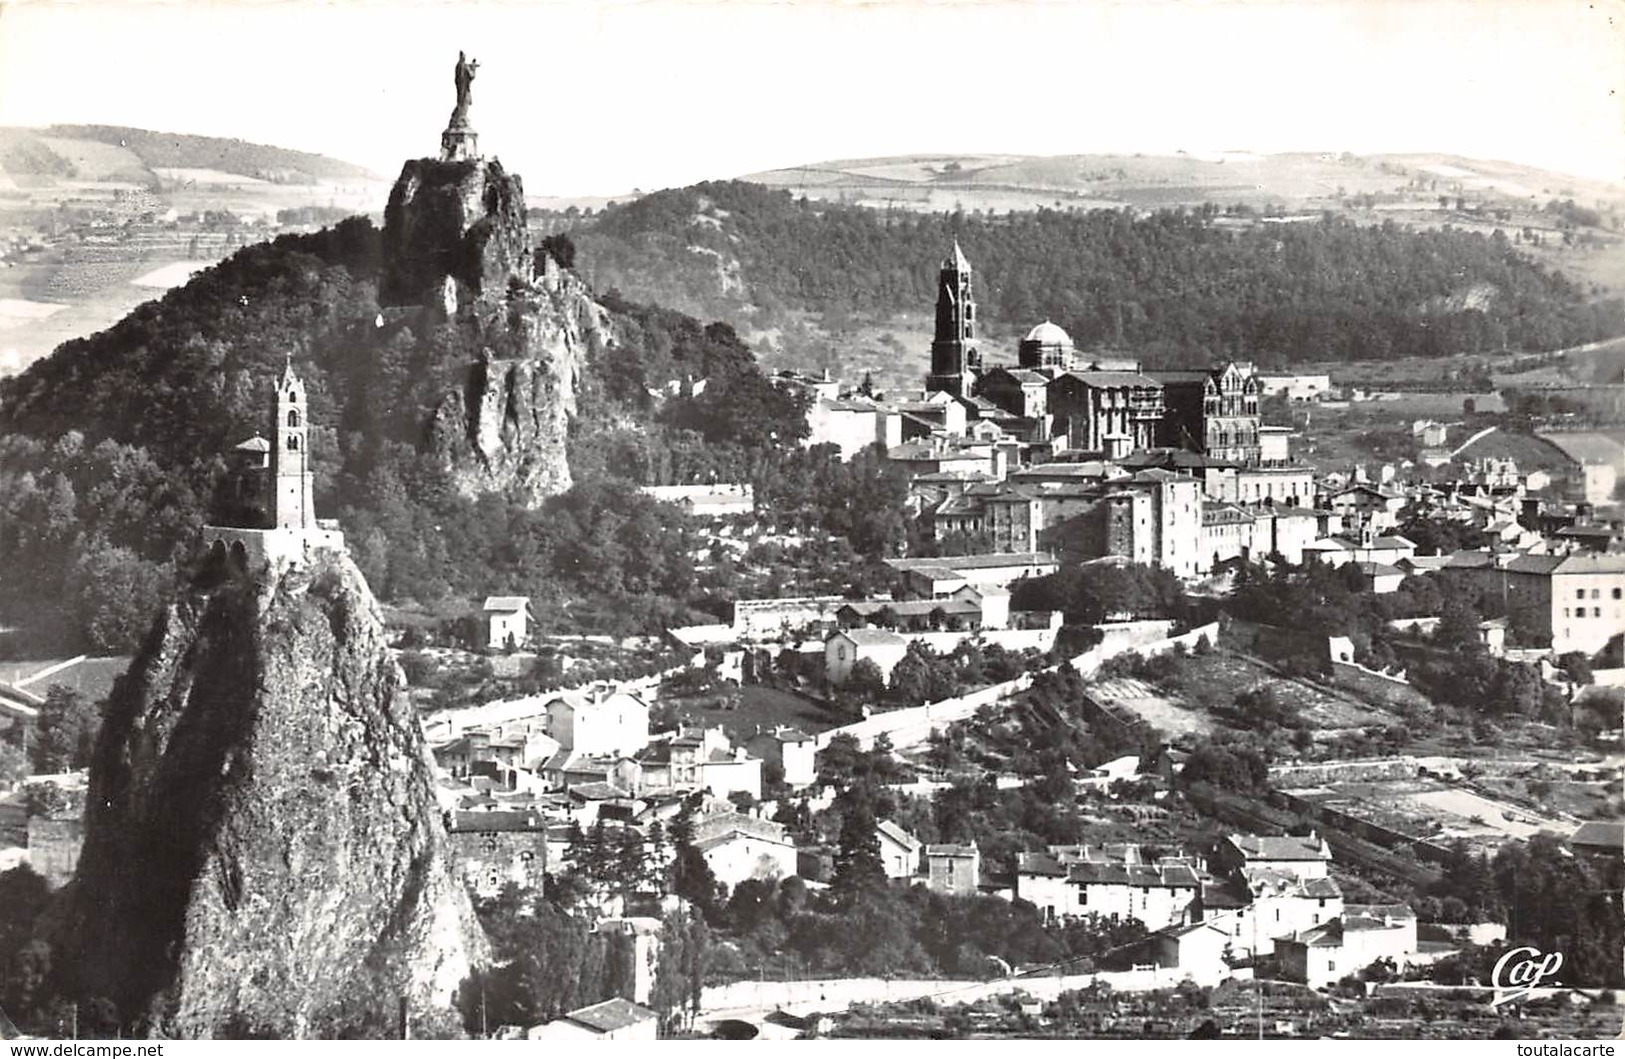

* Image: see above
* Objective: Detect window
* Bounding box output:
[287,435,299,451]
[1593,589,1601,600]
[1594,608,1602,618]
[287,409,300,428]
[1563,608,1570,618]
[1614,588,1622,600]
[1578,589,1586,600]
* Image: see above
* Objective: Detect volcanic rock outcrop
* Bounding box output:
[54,551,485,1038]
[380,157,610,505]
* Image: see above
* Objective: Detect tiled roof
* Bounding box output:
[876,819,921,852]
[926,844,979,858]
[834,628,908,648]
[1228,834,1329,861]
[1345,903,1415,921]
[1057,370,1162,388]
[483,595,530,612]
[1571,820,1624,851]
[448,808,545,832]
[1016,851,1066,877]
[563,998,657,1034]
[692,810,790,848]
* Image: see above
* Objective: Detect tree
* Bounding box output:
[830,790,887,902]
[32,685,97,774]
[843,658,886,702]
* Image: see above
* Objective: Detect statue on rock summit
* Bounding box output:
[452,50,478,122]
[440,51,480,162]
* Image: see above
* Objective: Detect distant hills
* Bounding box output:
[739,151,1625,215]
[539,178,1625,380]
[0,124,379,188]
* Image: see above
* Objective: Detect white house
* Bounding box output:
[825,628,909,686]
[1276,904,1419,988]
[1215,833,1332,880]
[483,595,532,650]
[692,811,798,887]
[544,689,651,759]
[745,726,820,789]
[876,819,923,880]
[1014,845,1200,930]
[697,748,763,802]
[1153,918,1239,987]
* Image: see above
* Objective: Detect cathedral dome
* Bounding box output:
[1024,320,1072,348]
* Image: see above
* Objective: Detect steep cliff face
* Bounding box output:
[55,552,484,1038]
[423,266,611,504]
[378,157,611,505]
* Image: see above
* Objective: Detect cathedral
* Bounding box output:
[202,361,345,571]
[921,244,1263,466]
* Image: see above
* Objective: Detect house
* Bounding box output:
[876,819,923,880]
[545,689,650,759]
[1214,833,1332,880]
[1013,845,1201,929]
[1353,561,1407,594]
[1152,919,1238,987]
[692,811,797,887]
[745,727,819,789]
[1324,484,1406,533]
[1277,904,1419,989]
[483,595,532,650]
[431,728,537,781]
[1509,553,1625,657]
[825,628,909,686]
[925,844,981,896]
[529,998,659,1041]
[1570,820,1624,864]
[1230,869,1344,957]
[636,727,760,797]
[698,747,763,802]
[445,807,547,898]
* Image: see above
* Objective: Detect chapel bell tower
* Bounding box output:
[272,360,316,531]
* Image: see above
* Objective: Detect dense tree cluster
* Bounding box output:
[544,181,1624,366]
[1009,562,1186,626]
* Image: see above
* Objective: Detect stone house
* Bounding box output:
[446,807,547,898]
[925,844,981,896]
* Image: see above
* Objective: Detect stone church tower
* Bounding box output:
[926,241,980,397]
[271,361,317,531]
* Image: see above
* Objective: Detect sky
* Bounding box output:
[0,0,1621,196]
